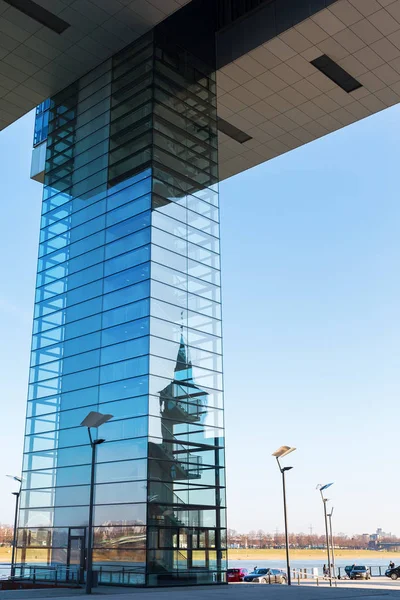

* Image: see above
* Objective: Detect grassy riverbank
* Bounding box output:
[228,549,392,561]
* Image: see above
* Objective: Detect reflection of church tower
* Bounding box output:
[148,328,209,580]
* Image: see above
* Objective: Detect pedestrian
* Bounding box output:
[323,564,327,577]
[389,561,395,569]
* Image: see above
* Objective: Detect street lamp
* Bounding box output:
[80,411,113,594]
[327,506,337,586]
[6,475,22,578]
[272,446,296,586]
[317,483,334,587]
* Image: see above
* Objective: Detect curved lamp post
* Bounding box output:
[317,482,334,587]
[80,411,113,594]
[6,475,22,578]
[272,446,296,586]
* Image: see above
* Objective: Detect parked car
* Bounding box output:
[227,568,248,582]
[243,568,287,584]
[385,566,400,580]
[349,566,370,580]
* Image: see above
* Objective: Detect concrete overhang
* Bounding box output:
[0,0,190,131]
[1,0,400,182]
[217,0,400,180]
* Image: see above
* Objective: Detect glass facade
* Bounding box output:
[33,100,50,147]
[19,29,226,587]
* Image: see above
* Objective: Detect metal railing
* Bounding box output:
[10,565,81,587]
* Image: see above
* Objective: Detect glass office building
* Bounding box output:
[19,26,226,587]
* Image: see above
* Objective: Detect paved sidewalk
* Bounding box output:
[1,581,400,600]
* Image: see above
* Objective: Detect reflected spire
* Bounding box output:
[176,310,192,373]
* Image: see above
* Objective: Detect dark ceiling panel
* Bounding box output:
[311,54,362,93]
[217,117,252,143]
[3,0,70,34]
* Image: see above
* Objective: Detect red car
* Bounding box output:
[227,568,249,582]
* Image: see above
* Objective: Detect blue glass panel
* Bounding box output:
[63,349,100,374]
[105,227,150,260]
[58,427,89,448]
[104,263,150,294]
[106,211,151,243]
[63,331,101,357]
[66,296,103,323]
[102,317,149,346]
[95,480,146,505]
[55,485,90,506]
[99,356,148,384]
[54,506,89,527]
[69,215,106,244]
[103,280,150,311]
[106,177,151,212]
[57,445,91,467]
[107,168,151,195]
[60,385,99,411]
[65,313,102,339]
[99,375,148,403]
[104,245,150,277]
[98,395,148,420]
[106,193,151,227]
[95,458,146,484]
[96,437,147,463]
[56,465,91,487]
[99,416,147,441]
[101,337,149,366]
[62,367,99,392]
[94,502,146,526]
[102,298,149,328]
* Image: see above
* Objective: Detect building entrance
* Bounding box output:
[66,529,86,584]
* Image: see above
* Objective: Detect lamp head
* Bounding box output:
[320,482,334,491]
[272,446,296,458]
[80,411,113,428]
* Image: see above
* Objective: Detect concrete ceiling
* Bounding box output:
[2,0,400,182]
[217,0,400,179]
[0,0,190,131]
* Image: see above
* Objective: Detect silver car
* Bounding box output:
[244,568,287,584]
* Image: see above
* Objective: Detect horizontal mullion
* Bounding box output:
[151,243,220,275]
[48,47,152,120]
[154,57,213,97]
[153,171,219,210]
[47,92,151,154]
[45,138,109,181]
[152,160,216,196]
[37,226,150,278]
[41,169,150,233]
[153,100,217,150]
[34,248,149,296]
[25,412,148,439]
[153,129,218,169]
[154,87,217,132]
[39,197,150,261]
[153,114,215,158]
[154,70,215,114]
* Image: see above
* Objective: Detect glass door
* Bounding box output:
[67,529,86,584]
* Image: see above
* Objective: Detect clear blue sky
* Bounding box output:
[1,106,400,537]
